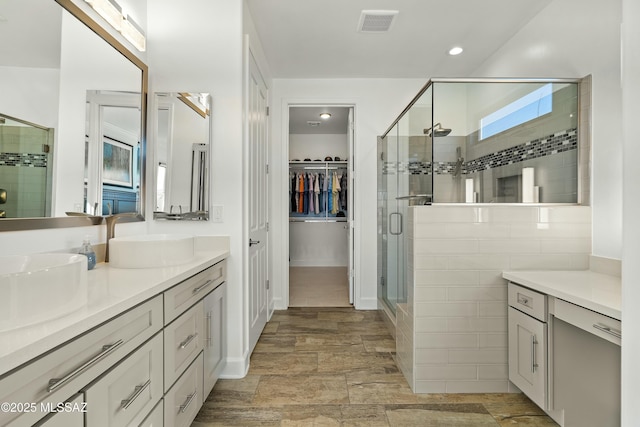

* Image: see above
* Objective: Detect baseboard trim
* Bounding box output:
[219,352,250,379]
[356,297,378,310]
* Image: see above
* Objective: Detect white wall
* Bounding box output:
[270,78,426,310]
[289,134,348,161]
[621,0,640,424]
[0,67,59,128]
[146,0,246,377]
[472,0,622,259]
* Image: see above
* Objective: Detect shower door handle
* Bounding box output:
[389,212,403,235]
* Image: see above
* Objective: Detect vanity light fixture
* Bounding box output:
[120,14,146,52]
[84,0,146,52]
[448,46,464,56]
[319,113,332,120]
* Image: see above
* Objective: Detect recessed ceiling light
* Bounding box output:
[319,113,331,120]
[449,47,464,56]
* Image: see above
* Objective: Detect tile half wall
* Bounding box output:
[397,205,592,393]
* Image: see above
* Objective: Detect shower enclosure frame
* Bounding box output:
[377,77,585,319]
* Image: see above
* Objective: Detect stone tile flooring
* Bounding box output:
[289,267,351,307]
[193,307,559,426]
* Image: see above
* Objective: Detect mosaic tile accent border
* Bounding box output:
[465,128,577,174]
[0,153,48,168]
[382,128,577,176]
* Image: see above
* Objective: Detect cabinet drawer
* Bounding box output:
[164,302,204,391]
[83,333,163,427]
[164,353,203,427]
[33,393,84,427]
[553,298,621,346]
[508,282,547,322]
[139,399,163,427]
[0,296,162,427]
[164,260,226,324]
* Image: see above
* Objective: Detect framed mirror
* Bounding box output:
[0,0,147,231]
[154,92,211,221]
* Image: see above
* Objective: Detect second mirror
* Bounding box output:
[154,92,211,220]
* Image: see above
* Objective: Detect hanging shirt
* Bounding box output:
[308,173,314,213]
[303,173,310,214]
[340,173,348,211]
[291,172,297,213]
[318,173,325,212]
[314,173,320,215]
[331,172,340,214]
[298,173,304,213]
[327,171,333,213]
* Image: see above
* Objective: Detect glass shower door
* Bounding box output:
[378,124,399,314]
[378,86,433,316]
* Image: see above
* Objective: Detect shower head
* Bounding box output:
[424,123,452,137]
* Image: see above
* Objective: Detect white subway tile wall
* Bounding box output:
[399,205,592,393]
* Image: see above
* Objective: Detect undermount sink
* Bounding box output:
[0,253,88,332]
[108,234,195,269]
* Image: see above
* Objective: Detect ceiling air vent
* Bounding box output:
[358,10,398,33]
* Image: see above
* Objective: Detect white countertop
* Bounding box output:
[503,270,621,320]
[0,246,229,377]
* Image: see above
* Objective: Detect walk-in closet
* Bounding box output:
[288,106,353,307]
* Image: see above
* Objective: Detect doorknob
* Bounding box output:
[249,239,261,247]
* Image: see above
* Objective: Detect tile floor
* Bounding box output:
[193,307,559,426]
[289,267,351,307]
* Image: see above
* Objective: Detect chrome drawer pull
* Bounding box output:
[121,379,151,410]
[531,335,538,373]
[206,313,212,345]
[179,333,198,349]
[48,339,124,392]
[593,323,622,339]
[192,279,214,295]
[179,389,197,413]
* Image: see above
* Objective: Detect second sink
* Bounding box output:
[0,253,88,331]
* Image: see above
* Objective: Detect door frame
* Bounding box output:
[279,101,358,308]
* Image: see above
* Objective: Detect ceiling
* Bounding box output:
[246,0,553,79]
[289,107,350,135]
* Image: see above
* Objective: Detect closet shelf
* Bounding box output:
[289,218,347,223]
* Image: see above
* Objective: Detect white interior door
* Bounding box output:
[247,52,268,353]
[348,107,354,304]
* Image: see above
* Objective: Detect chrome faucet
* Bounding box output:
[105,212,139,262]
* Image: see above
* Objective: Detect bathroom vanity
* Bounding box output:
[504,270,621,427]
[0,238,229,427]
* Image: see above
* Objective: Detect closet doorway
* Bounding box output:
[287,106,354,307]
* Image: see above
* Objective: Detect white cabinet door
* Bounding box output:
[203,283,226,398]
[508,307,547,409]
